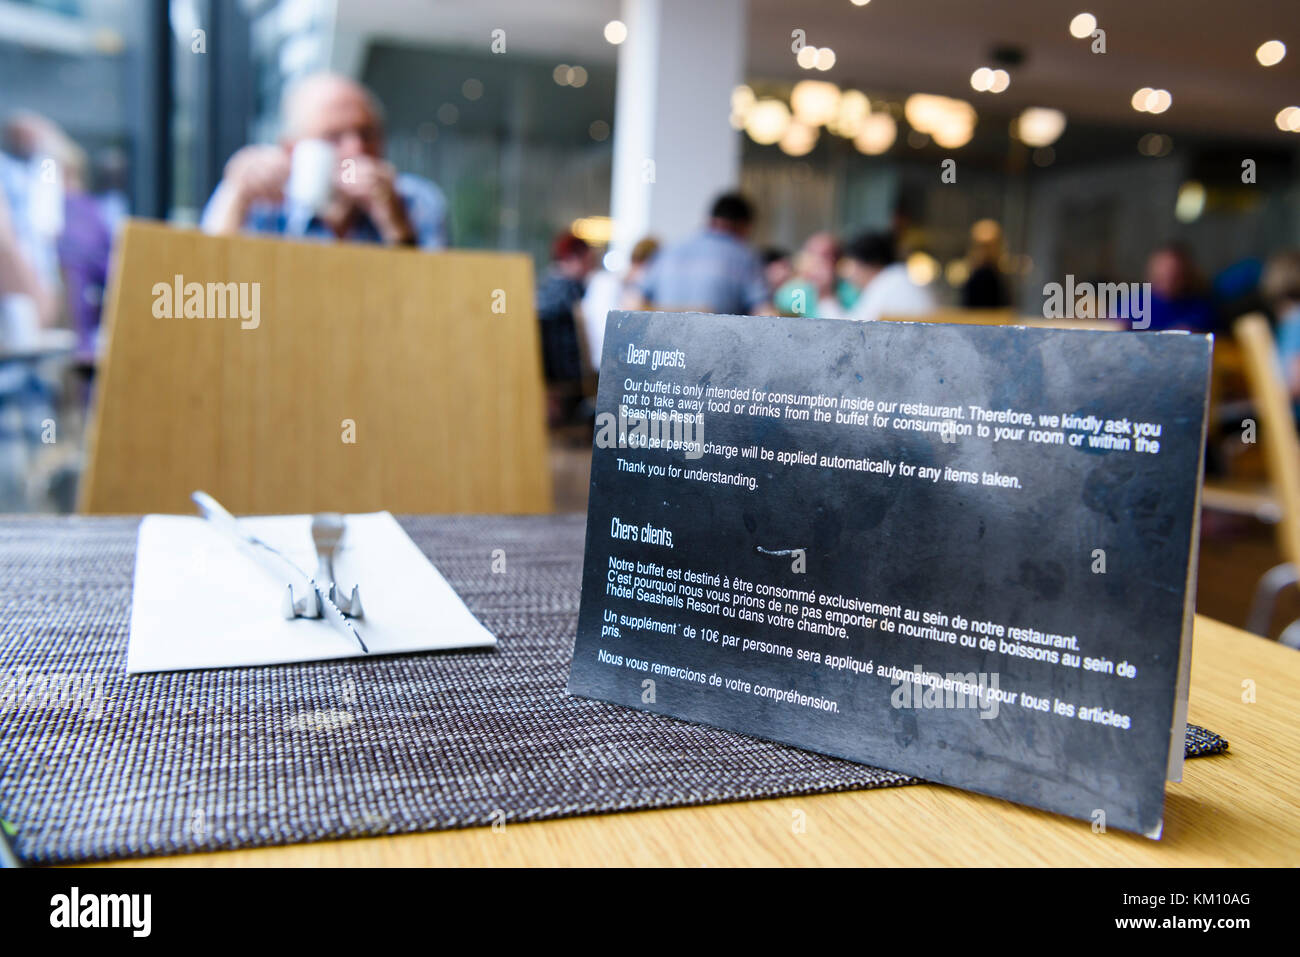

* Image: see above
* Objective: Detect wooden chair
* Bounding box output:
[879,309,1123,331]
[880,308,1016,326]
[79,221,551,515]
[1233,313,1300,637]
[1201,335,1278,522]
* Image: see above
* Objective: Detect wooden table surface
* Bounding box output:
[98,614,1298,867]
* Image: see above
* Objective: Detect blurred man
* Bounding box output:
[1141,243,1215,333]
[842,231,935,322]
[537,232,595,424]
[761,247,794,295]
[201,73,448,249]
[3,113,117,364]
[637,192,773,315]
[775,231,847,318]
[961,219,1010,309]
[1,112,92,331]
[0,167,57,333]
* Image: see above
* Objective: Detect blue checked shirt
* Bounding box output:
[200,172,450,249]
[639,228,770,315]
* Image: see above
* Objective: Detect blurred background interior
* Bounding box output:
[2,0,1299,638]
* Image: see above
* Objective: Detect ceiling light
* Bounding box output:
[1069,13,1096,39]
[905,94,977,148]
[906,252,939,286]
[831,89,871,137]
[814,47,837,71]
[745,98,792,145]
[854,113,897,154]
[1131,88,1170,113]
[604,20,627,45]
[779,121,819,156]
[904,93,946,132]
[1015,107,1067,147]
[791,80,842,127]
[571,216,613,244]
[1175,181,1206,223]
[731,85,755,113]
[1256,40,1286,66]
[1138,133,1173,156]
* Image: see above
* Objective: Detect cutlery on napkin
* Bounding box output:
[126,507,496,673]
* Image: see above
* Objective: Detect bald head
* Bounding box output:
[281,73,386,159]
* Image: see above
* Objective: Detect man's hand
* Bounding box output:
[224,144,291,207]
[203,145,290,236]
[334,155,416,245]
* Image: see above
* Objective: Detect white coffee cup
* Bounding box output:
[286,139,337,214]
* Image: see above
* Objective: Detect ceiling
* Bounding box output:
[336,0,1300,141]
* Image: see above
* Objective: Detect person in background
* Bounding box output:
[89,146,130,236]
[774,231,849,319]
[1213,257,1264,324]
[581,237,659,373]
[636,192,773,315]
[0,164,57,334]
[0,114,69,331]
[842,231,935,323]
[201,72,448,249]
[623,238,659,298]
[1262,251,1300,400]
[3,113,113,361]
[961,219,1010,309]
[1141,242,1216,333]
[761,247,794,296]
[537,231,595,423]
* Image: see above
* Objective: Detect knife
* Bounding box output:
[313,579,369,653]
[191,491,369,654]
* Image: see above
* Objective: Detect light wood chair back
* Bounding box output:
[1233,313,1300,567]
[880,309,1123,331]
[80,221,551,515]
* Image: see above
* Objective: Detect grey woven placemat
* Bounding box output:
[0,514,1226,863]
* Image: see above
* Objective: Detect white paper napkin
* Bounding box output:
[126,512,496,673]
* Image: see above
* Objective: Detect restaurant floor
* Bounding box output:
[548,442,1297,644]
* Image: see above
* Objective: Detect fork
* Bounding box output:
[311,513,364,618]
